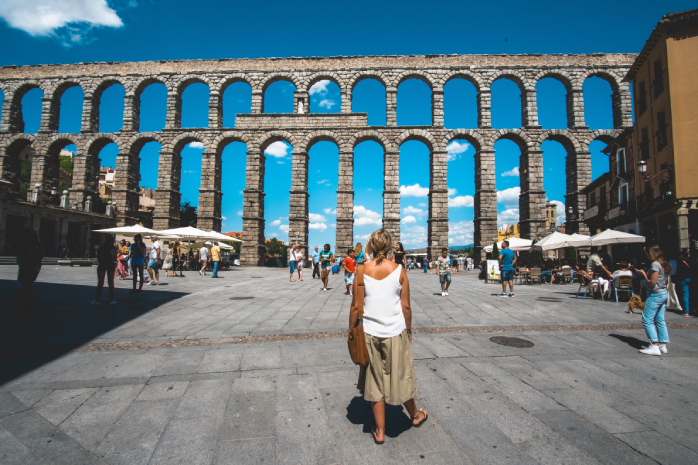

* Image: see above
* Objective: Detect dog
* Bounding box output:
[627,295,645,314]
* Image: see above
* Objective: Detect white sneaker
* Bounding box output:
[498,293,508,297]
[659,344,668,354]
[149,281,157,286]
[323,288,327,291]
[199,270,203,276]
[90,300,100,306]
[509,293,515,298]
[442,292,445,297]
[639,345,662,356]
[444,290,449,296]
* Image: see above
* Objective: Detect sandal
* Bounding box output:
[371,427,385,445]
[412,409,428,427]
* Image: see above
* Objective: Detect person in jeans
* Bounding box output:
[211,241,221,278]
[289,244,298,282]
[311,245,321,279]
[635,245,671,356]
[130,234,146,293]
[436,248,451,297]
[146,235,161,285]
[677,250,692,317]
[350,229,426,445]
[498,241,517,297]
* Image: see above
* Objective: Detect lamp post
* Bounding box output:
[637,160,648,175]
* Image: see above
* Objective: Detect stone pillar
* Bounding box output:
[81,94,97,133]
[0,90,10,132]
[112,152,140,225]
[564,150,591,235]
[288,149,309,262]
[676,200,691,251]
[428,150,449,261]
[614,82,633,129]
[197,151,222,231]
[336,150,354,258]
[567,89,586,129]
[251,90,263,114]
[39,97,56,133]
[518,149,546,240]
[474,149,497,261]
[122,94,137,132]
[241,147,266,266]
[165,90,179,129]
[477,88,492,129]
[208,91,221,129]
[30,153,59,193]
[522,88,540,128]
[152,151,181,230]
[340,91,351,113]
[294,91,309,114]
[386,88,397,127]
[382,150,400,242]
[70,152,100,209]
[432,89,444,127]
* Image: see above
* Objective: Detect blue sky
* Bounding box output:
[2,0,692,249]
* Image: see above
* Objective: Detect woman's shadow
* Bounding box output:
[345,395,412,438]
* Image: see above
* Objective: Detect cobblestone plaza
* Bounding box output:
[2,267,698,464]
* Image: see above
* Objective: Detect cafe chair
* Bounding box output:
[562,268,572,284]
[614,275,634,302]
[529,268,543,285]
[576,273,600,299]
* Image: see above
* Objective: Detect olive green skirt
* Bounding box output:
[357,330,417,405]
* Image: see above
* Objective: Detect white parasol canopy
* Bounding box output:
[155,227,242,243]
[484,237,533,253]
[590,229,645,246]
[531,232,579,251]
[203,231,243,243]
[184,241,234,250]
[93,224,181,240]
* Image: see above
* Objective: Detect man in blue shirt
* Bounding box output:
[498,241,517,297]
[311,246,320,279]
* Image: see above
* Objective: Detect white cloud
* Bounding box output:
[448,195,474,207]
[309,80,330,95]
[501,167,519,177]
[330,223,336,228]
[188,141,204,150]
[354,205,382,226]
[309,222,327,231]
[400,225,428,247]
[0,0,123,45]
[403,206,424,214]
[354,233,372,240]
[309,213,326,222]
[277,161,285,165]
[497,186,521,206]
[399,183,429,197]
[279,224,289,233]
[236,210,243,216]
[448,188,458,196]
[497,208,520,227]
[183,170,195,174]
[221,216,227,221]
[548,199,567,225]
[318,99,336,109]
[418,203,427,207]
[323,208,337,215]
[402,216,417,224]
[270,218,282,227]
[264,141,289,158]
[317,179,329,185]
[449,220,475,245]
[447,140,470,161]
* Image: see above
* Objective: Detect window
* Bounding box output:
[641,128,650,160]
[600,186,606,209]
[590,191,596,207]
[616,148,626,176]
[619,182,628,207]
[656,112,667,151]
[638,82,647,115]
[653,60,664,98]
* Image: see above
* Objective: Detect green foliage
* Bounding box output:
[529,249,544,265]
[266,237,284,256]
[59,155,73,174]
[101,196,112,205]
[450,247,473,258]
[232,241,241,253]
[565,246,577,262]
[139,213,153,229]
[491,241,499,257]
[19,158,32,198]
[180,200,197,228]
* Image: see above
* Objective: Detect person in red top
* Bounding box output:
[343,248,356,296]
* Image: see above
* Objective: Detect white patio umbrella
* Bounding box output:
[568,233,591,246]
[202,231,244,243]
[155,226,220,242]
[590,229,645,246]
[93,224,181,240]
[531,232,577,251]
[184,241,234,250]
[483,237,533,253]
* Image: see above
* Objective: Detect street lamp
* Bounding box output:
[50,186,57,196]
[637,160,648,174]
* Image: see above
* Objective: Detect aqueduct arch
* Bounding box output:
[0,53,635,263]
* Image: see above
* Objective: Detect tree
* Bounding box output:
[565,246,577,262]
[529,249,544,266]
[491,241,499,258]
[266,238,283,256]
[180,200,197,227]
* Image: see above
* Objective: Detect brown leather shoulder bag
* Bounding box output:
[347,264,369,366]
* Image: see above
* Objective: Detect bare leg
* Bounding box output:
[371,401,386,442]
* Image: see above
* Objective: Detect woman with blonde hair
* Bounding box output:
[354,242,365,265]
[635,245,672,355]
[163,242,174,277]
[349,229,426,444]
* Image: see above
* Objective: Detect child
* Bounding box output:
[343,248,356,296]
[436,248,451,297]
[319,244,334,291]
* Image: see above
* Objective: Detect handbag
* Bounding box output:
[666,275,683,311]
[347,264,369,366]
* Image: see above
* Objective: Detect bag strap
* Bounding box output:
[356,264,365,319]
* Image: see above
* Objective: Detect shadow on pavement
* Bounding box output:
[608,333,646,349]
[0,278,187,386]
[345,395,412,438]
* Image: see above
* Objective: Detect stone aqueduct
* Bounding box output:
[0,54,636,265]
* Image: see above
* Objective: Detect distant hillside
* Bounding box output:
[450,244,473,251]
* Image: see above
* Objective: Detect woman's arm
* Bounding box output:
[399,266,413,343]
[348,272,360,330]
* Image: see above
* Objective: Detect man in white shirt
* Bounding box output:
[609,260,634,298]
[147,235,161,285]
[199,242,209,276]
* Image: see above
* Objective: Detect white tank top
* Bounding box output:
[362,266,406,338]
